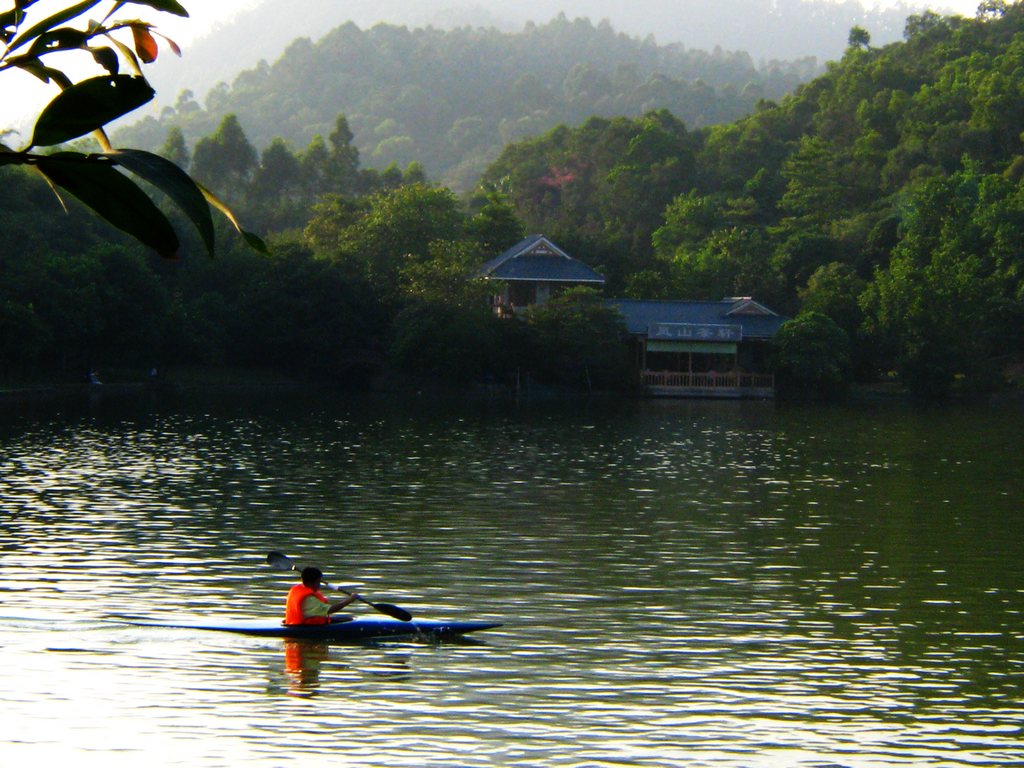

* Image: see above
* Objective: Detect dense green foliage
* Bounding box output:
[0,160,625,392]
[7,7,1024,399]
[484,4,1024,397]
[771,311,852,398]
[116,16,819,191]
[525,287,633,391]
[0,165,383,382]
[0,1,261,258]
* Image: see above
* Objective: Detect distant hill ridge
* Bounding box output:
[117,14,828,189]
[139,0,920,105]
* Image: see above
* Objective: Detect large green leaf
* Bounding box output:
[13,58,68,85]
[121,0,189,17]
[107,148,215,255]
[196,181,269,254]
[106,33,143,76]
[20,26,89,59]
[91,45,120,75]
[1,9,26,44]
[6,0,102,52]
[30,75,154,147]
[36,151,179,258]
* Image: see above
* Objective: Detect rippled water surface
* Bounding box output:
[1,392,1021,767]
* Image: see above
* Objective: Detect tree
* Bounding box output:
[247,136,309,231]
[669,226,781,303]
[251,137,302,203]
[226,239,383,380]
[302,193,367,258]
[772,311,852,399]
[306,183,465,305]
[848,26,872,50]
[0,298,49,379]
[391,238,509,383]
[526,286,632,391]
[299,134,330,195]
[864,171,1014,396]
[773,230,843,300]
[652,192,724,257]
[371,135,417,168]
[0,1,262,257]
[603,111,695,233]
[798,262,867,340]
[91,244,169,365]
[779,136,845,224]
[390,300,502,382]
[33,249,107,374]
[326,114,360,194]
[159,125,190,168]
[190,114,258,198]
[398,240,491,309]
[466,191,525,254]
[976,0,1009,20]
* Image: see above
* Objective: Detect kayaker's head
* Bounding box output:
[301,566,324,588]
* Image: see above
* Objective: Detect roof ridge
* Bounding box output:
[479,235,605,282]
[480,234,546,274]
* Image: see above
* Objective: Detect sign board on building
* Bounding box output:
[648,323,743,342]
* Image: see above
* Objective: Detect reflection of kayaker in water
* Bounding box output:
[284,639,330,694]
[284,566,360,625]
[283,639,414,694]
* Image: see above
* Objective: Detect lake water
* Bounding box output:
[0,390,1021,767]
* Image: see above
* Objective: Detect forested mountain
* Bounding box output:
[117,16,820,190]
[483,5,1024,395]
[5,6,1024,400]
[141,0,920,110]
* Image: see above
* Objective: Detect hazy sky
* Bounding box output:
[164,0,985,43]
[0,0,989,140]
[180,0,984,34]
[1,0,263,138]
[156,0,263,42]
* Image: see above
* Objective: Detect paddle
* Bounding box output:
[266,551,413,622]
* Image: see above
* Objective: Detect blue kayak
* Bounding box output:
[127,616,501,641]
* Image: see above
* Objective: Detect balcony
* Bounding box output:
[641,370,775,399]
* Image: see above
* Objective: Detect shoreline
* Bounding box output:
[2,366,1021,407]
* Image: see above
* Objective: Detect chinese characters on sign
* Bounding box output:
[649,323,743,342]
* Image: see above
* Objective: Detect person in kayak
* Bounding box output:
[284,566,359,625]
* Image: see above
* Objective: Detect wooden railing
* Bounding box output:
[641,370,774,391]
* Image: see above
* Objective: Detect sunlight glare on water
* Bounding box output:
[0,393,1022,766]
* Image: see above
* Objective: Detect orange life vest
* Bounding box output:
[284,583,330,625]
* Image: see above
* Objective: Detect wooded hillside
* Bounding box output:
[116,15,819,191]
[6,5,1024,399]
[483,5,1024,396]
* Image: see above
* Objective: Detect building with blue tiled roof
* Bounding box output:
[477,235,605,315]
[608,298,786,397]
[478,236,787,397]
